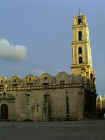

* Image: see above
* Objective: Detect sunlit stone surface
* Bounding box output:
[0,11,96,121]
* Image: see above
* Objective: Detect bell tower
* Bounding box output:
[71,10,95,80]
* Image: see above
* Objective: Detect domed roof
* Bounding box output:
[0,76,8,82]
[10,75,22,81]
[40,73,52,80]
[24,74,38,81]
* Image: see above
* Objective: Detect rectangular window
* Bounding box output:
[66,96,69,114]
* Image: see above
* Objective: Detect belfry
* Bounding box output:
[71,10,95,82]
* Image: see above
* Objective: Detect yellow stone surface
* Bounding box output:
[71,12,95,81]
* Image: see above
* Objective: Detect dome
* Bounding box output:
[0,77,8,83]
[40,73,52,80]
[24,74,39,82]
[10,75,22,81]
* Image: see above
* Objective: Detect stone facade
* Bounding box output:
[0,11,96,121]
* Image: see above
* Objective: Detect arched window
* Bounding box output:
[12,79,18,87]
[79,56,82,64]
[78,47,82,54]
[13,79,16,82]
[44,77,47,80]
[29,77,31,81]
[78,31,82,41]
[78,18,82,25]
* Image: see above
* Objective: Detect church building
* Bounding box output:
[0,11,96,121]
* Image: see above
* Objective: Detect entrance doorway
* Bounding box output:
[1,104,8,120]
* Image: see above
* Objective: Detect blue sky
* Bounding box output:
[0,0,105,95]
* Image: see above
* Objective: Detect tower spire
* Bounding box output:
[78,8,82,16]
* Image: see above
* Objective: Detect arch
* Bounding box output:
[78,31,82,41]
[40,73,54,85]
[78,47,82,54]
[78,17,82,25]
[79,56,83,64]
[0,77,8,83]
[25,74,38,81]
[11,75,22,82]
[40,73,52,80]
[1,104,8,120]
[24,75,39,86]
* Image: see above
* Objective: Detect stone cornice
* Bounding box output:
[0,83,86,92]
[72,24,88,28]
[72,40,89,45]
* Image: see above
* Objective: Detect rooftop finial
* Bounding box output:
[78,8,82,16]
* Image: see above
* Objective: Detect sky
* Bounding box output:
[0,0,105,95]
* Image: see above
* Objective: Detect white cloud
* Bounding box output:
[0,39,27,61]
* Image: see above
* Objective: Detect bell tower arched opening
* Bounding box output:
[78,31,82,41]
[78,47,82,54]
[79,56,83,64]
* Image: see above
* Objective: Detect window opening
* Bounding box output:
[78,18,82,24]
[78,47,82,54]
[78,31,82,41]
[1,104,8,120]
[66,96,69,114]
[79,56,82,64]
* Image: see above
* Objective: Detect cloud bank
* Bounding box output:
[0,39,27,61]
